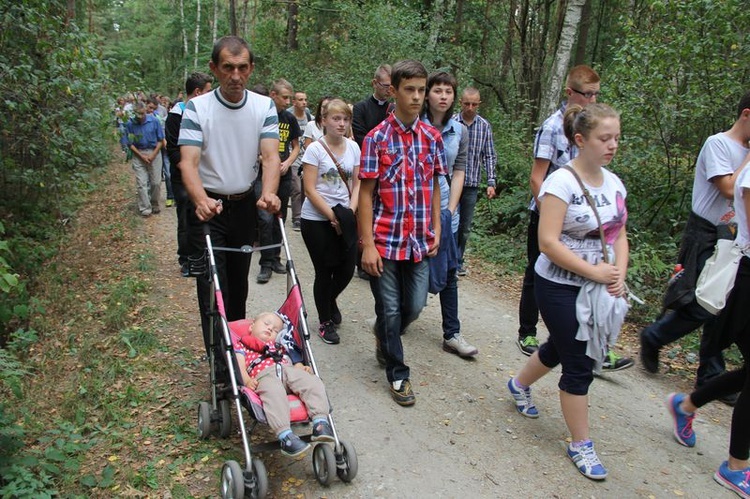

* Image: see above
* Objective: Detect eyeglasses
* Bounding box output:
[571,88,601,99]
[374,80,391,89]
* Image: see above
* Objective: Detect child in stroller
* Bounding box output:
[233,311,334,457]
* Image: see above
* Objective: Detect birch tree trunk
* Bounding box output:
[427,0,445,62]
[539,0,586,120]
[180,0,188,79]
[212,0,218,42]
[194,0,201,69]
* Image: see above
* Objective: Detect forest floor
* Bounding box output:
[30,154,739,498]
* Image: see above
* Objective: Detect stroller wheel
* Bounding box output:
[248,457,268,499]
[197,401,212,439]
[218,399,232,438]
[336,439,358,482]
[312,443,336,486]
[220,460,245,499]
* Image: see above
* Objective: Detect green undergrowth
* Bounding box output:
[0,165,218,497]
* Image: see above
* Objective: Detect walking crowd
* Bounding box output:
[115,35,750,497]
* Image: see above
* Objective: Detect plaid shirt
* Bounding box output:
[360,114,447,262]
[529,102,578,211]
[453,113,496,187]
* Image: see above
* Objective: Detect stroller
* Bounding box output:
[195,217,358,498]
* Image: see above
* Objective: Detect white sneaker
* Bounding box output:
[442,334,478,358]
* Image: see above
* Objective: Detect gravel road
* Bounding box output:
[225,221,737,499]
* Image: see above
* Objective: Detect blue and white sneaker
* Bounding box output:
[279,432,310,457]
[567,440,608,480]
[666,392,696,447]
[507,377,539,418]
[714,461,750,498]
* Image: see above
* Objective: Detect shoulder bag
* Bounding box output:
[318,139,359,249]
[563,165,644,304]
[562,165,610,263]
[695,238,742,315]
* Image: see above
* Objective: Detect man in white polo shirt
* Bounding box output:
[179,35,281,355]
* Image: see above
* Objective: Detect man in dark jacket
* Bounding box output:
[165,72,213,276]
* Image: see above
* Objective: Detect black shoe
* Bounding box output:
[639,328,660,373]
[318,321,340,344]
[517,335,540,356]
[601,350,635,371]
[331,300,342,326]
[311,420,335,442]
[271,261,287,274]
[180,262,190,278]
[257,266,272,284]
[279,433,310,457]
[390,379,415,406]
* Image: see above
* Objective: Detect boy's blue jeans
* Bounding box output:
[369,258,429,383]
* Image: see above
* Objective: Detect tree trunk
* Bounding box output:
[241,0,250,38]
[480,0,493,58]
[454,0,464,44]
[499,0,516,81]
[87,0,93,33]
[229,0,238,36]
[539,0,586,120]
[287,0,298,50]
[574,0,592,65]
[180,0,188,79]
[427,0,445,63]
[212,0,218,42]
[65,0,75,27]
[194,0,201,69]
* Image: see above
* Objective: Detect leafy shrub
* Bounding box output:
[0,0,111,344]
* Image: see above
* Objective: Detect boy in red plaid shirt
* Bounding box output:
[358,59,447,406]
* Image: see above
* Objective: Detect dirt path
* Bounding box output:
[140,165,736,498]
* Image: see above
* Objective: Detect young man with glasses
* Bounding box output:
[515,65,634,372]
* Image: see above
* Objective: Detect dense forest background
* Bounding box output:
[3,0,750,356]
[0,0,749,492]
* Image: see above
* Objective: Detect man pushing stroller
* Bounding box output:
[234,311,334,456]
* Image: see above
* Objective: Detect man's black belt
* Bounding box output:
[205,188,253,201]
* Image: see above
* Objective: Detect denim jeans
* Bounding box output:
[457,186,479,266]
[256,172,292,268]
[439,231,460,340]
[162,150,174,200]
[369,258,429,383]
